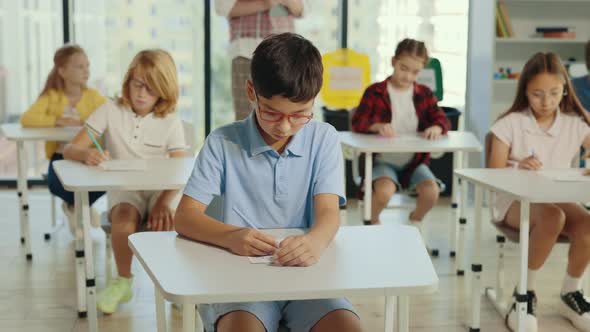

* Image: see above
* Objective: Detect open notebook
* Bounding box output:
[99,159,147,171]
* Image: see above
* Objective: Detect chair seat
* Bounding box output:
[493,221,569,243]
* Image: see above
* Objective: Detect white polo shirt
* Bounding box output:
[490,108,590,221]
[85,100,186,160]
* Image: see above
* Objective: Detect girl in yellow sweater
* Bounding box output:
[20,45,106,233]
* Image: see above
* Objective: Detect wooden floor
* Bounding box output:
[0,189,580,331]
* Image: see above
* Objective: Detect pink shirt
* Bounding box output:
[490,108,590,221]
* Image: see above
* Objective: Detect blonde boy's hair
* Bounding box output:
[118,49,178,117]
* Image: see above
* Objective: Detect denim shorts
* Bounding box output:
[199,298,357,332]
[372,162,445,194]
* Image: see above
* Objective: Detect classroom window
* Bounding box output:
[71,0,205,151]
[0,0,63,179]
[348,0,469,110]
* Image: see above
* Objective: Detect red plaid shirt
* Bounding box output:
[229,10,294,41]
[351,77,451,188]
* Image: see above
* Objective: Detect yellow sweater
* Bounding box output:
[20,88,107,159]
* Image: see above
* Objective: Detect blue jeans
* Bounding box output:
[47,153,105,206]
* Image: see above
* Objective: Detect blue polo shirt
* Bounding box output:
[573,75,590,112]
[184,112,345,229]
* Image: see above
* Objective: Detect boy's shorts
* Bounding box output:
[108,190,182,221]
[372,162,445,194]
[199,298,357,332]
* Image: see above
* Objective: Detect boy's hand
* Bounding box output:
[273,234,322,267]
[421,125,443,140]
[147,201,174,231]
[369,123,395,137]
[518,156,542,170]
[227,228,279,256]
[84,149,110,166]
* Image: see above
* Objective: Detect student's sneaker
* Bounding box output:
[505,288,538,332]
[97,276,133,314]
[62,202,76,235]
[559,290,590,331]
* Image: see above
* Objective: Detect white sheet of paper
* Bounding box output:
[99,159,147,171]
[537,169,590,182]
[248,256,274,264]
[248,237,284,264]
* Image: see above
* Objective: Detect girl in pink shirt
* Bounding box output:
[489,52,590,332]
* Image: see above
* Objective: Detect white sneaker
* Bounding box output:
[559,290,590,331]
[506,288,538,332]
[61,202,76,235]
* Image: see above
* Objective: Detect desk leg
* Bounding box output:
[449,151,460,258]
[469,184,483,331]
[517,201,530,332]
[384,295,394,332]
[16,141,32,261]
[155,287,167,332]
[76,191,98,332]
[73,192,87,318]
[396,296,409,332]
[456,151,467,276]
[183,300,196,332]
[363,153,373,225]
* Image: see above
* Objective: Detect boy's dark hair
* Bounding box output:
[251,33,323,103]
[586,40,590,72]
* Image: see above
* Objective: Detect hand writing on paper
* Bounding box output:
[273,234,322,267]
[369,123,395,137]
[227,228,279,257]
[518,155,542,170]
[147,200,175,231]
[84,149,110,166]
[421,125,443,140]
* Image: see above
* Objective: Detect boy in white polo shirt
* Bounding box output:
[64,49,186,314]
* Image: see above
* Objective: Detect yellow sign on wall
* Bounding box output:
[321,48,370,109]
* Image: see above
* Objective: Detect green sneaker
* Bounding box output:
[97,276,133,314]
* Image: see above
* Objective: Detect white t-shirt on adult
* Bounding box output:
[490,108,590,221]
[377,82,418,166]
[85,100,186,160]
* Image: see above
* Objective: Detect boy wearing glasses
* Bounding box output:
[175,33,361,332]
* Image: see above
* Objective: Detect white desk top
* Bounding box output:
[52,157,195,192]
[338,131,482,153]
[455,168,590,203]
[129,225,439,304]
[0,123,80,141]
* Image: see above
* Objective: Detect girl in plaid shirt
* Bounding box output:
[352,39,450,238]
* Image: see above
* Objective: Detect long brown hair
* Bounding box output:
[394,38,429,65]
[499,52,590,125]
[118,49,178,118]
[40,44,86,97]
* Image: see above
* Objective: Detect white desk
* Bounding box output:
[0,123,80,260]
[454,168,590,332]
[129,225,439,332]
[53,157,195,332]
[339,131,482,275]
